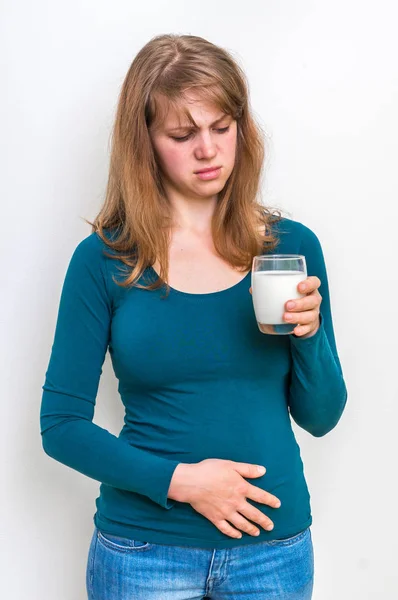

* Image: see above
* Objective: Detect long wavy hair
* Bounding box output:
[84,33,283,295]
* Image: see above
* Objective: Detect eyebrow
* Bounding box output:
[166,114,229,133]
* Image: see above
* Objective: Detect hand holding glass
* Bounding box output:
[251,255,307,335]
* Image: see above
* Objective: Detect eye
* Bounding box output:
[171,126,230,143]
[171,133,192,142]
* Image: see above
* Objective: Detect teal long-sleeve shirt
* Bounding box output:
[40,217,347,549]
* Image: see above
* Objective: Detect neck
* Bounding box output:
[169,196,218,235]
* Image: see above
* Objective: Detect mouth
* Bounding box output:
[194,166,222,174]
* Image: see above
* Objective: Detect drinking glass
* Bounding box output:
[251,254,307,335]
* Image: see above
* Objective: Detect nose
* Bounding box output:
[194,131,217,160]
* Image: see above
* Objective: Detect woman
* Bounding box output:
[40,34,347,599]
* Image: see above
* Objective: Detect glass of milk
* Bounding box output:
[251,255,307,335]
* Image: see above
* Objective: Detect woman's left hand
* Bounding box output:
[283,276,322,338]
[249,275,322,339]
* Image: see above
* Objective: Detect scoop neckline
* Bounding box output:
[148,266,251,298]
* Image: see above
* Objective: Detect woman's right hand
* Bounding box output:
[167,459,281,539]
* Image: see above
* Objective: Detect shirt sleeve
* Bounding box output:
[287,224,348,437]
[39,233,180,509]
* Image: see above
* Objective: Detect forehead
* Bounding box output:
[150,92,226,131]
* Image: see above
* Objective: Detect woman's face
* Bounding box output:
[149,93,238,205]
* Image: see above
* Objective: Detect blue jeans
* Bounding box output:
[86,525,314,599]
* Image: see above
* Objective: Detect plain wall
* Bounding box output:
[2,1,397,598]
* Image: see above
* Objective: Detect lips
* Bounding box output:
[195,166,221,174]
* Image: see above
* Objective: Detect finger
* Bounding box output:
[228,511,273,536]
[284,309,319,325]
[238,502,277,532]
[216,519,243,539]
[285,292,322,312]
[246,484,281,508]
[249,287,252,295]
[298,276,321,294]
[293,323,317,337]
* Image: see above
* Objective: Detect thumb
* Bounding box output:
[230,461,266,478]
[249,287,252,295]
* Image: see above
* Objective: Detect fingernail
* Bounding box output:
[287,301,295,309]
[300,284,306,291]
[257,465,266,473]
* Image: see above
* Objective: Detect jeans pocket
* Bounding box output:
[97,529,152,552]
[268,527,310,547]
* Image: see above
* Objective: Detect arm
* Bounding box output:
[39,233,180,509]
[288,225,348,437]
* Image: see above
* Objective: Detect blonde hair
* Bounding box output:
[85,34,283,295]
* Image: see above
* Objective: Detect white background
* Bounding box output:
[2,1,397,598]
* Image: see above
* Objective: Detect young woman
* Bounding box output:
[40,33,347,600]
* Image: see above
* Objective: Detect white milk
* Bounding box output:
[252,270,307,325]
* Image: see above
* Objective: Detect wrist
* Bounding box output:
[167,463,195,503]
